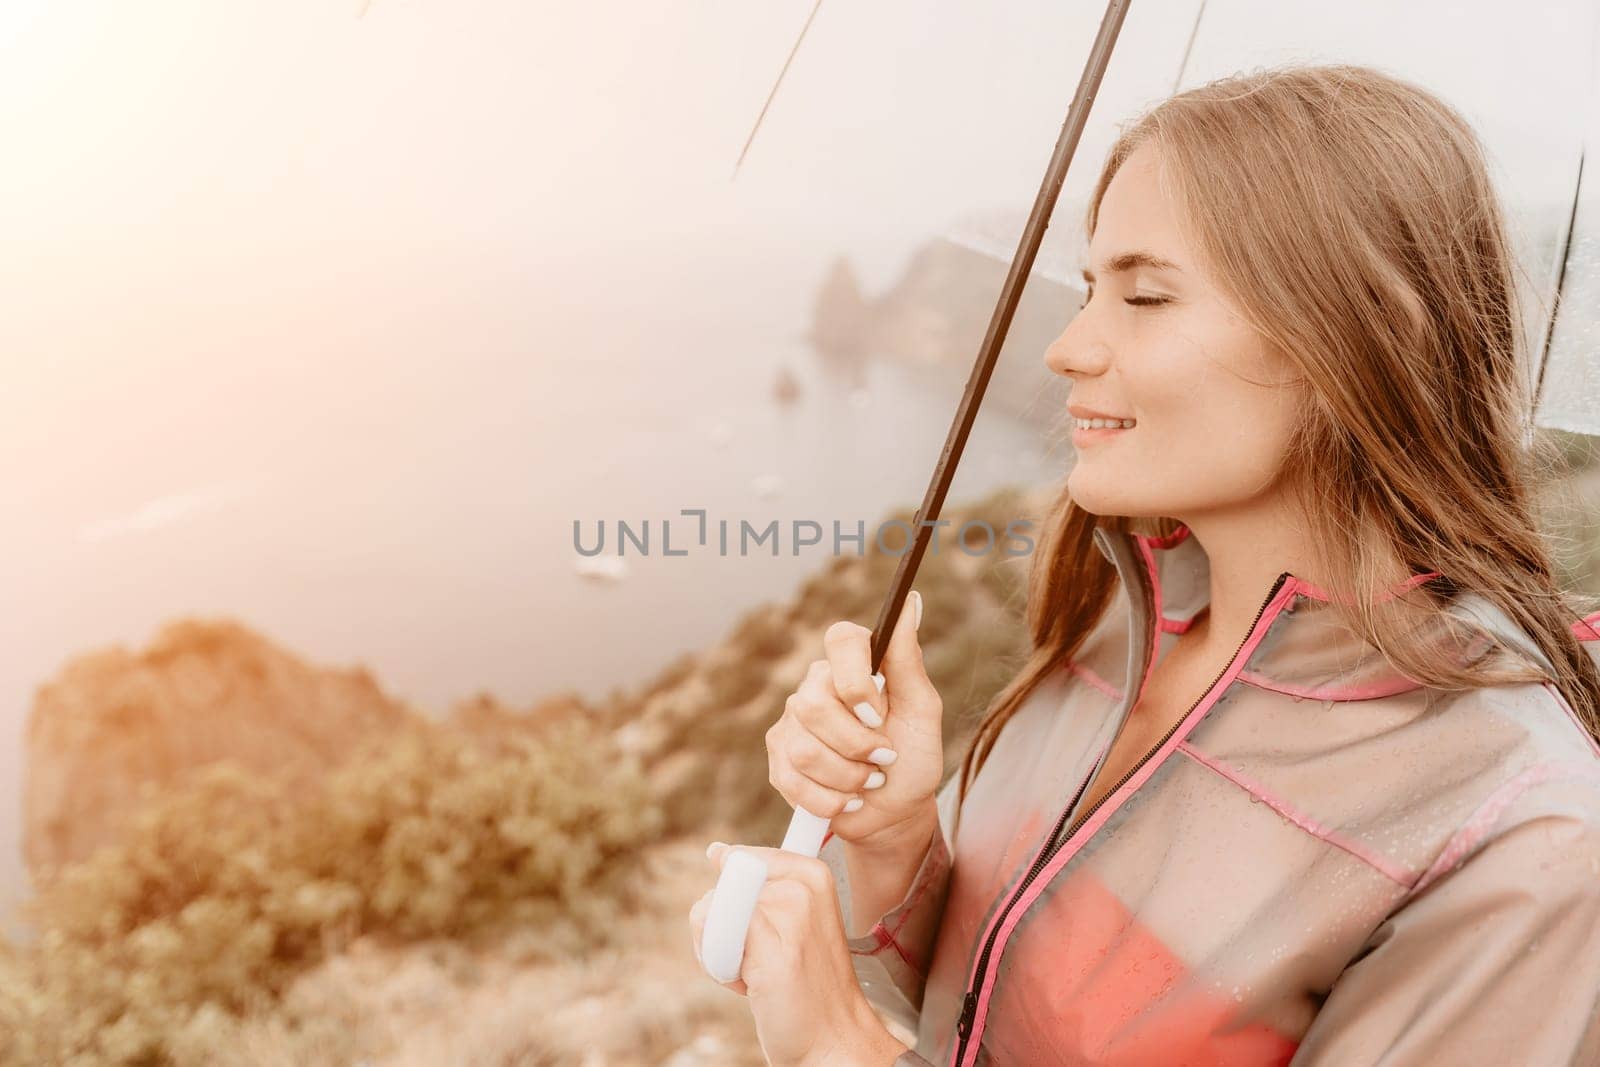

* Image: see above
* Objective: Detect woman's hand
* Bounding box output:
[765,589,944,851]
[688,841,910,1067]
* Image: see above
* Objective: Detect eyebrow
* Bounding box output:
[1080,251,1183,282]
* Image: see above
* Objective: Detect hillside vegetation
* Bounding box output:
[0,485,1042,1065]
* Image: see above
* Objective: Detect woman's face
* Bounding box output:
[1044,141,1305,521]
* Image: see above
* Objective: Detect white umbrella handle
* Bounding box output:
[699,672,885,984]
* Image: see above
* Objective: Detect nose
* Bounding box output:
[1042,294,1112,381]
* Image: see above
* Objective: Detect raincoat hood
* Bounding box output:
[821,521,1600,1066]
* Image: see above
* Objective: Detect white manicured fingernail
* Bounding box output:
[871,672,885,693]
[864,770,886,789]
[868,747,898,766]
[853,700,882,728]
[843,797,864,813]
[912,590,922,631]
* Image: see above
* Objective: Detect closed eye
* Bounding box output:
[1077,286,1171,310]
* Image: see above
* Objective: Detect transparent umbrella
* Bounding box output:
[696,0,1600,985]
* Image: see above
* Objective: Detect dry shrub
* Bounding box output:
[0,716,660,1066]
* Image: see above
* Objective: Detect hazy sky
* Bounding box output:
[3,0,1592,517]
[1,1,1590,272]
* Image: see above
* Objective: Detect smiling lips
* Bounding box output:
[1071,414,1135,444]
[1068,403,1135,428]
[1068,403,1135,445]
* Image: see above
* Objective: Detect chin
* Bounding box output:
[1065,469,1125,517]
[1067,469,1168,519]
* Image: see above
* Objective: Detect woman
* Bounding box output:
[690,62,1600,1066]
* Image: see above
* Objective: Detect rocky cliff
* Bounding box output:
[22,619,420,881]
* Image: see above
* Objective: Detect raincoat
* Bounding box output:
[819,522,1600,1066]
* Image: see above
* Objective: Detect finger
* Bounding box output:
[794,664,895,759]
[706,842,834,899]
[822,621,886,727]
[689,887,750,995]
[880,589,937,712]
[784,700,895,785]
[773,744,871,817]
[688,891,708,965]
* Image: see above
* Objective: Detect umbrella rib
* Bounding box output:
[1171,0,1207,94]
[731,0,826,180]
[1535,146,1585,416]
[1535,16,1598,423]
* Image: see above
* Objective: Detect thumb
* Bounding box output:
[879,589,938,717]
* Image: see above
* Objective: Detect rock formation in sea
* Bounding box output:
[806,231,1080,432]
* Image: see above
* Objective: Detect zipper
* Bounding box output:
[951,570,1293,1063]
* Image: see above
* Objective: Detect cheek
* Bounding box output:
[1069,379,1294,510]
[1147,329,1298,485]
[1206,411,1289,480]
[1066,323,1298,511]
[1168,389,1297,493]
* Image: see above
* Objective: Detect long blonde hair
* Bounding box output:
[958,62,1600,806]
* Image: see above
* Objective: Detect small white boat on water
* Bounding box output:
[752,473,783,500]
[574,555,630,582]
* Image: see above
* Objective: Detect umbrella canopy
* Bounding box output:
[703,0,1600,986]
